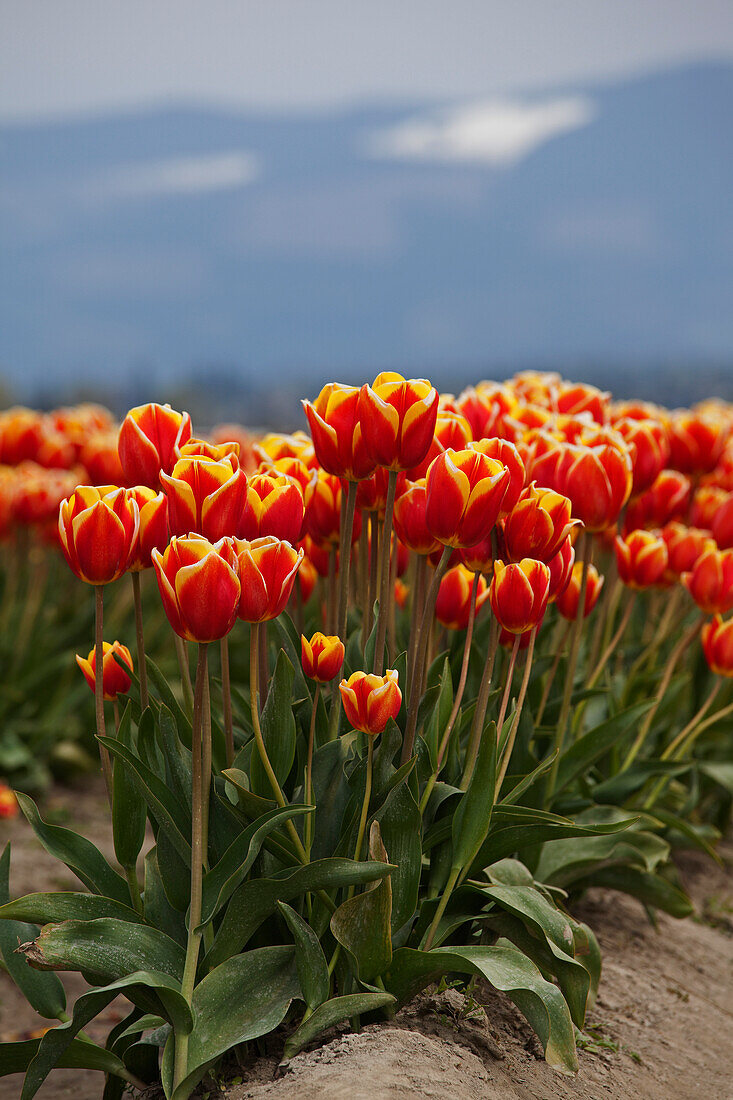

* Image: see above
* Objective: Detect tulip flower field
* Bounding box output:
[1,374,732,1098]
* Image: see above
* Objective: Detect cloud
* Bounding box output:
[365,96,595,166]
[85,151,261,200]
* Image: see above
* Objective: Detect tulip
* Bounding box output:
[358,372,439,472]
[683,547,733,615]
[460,533,494,575]
[503,483,579,564]
[13,465,76,526]
[489,559,550,634]
[613,416,670,494]
[425,448,510,549]
[239,471,305,544]
[393,478,440,556]
[339,669,402,735]
[615,529,668,589]
[405,408,473,481]
[0,407,45,465]
[356,466,392,515]
[211,424,258,472]
[179,437,241,465]
[556,440,633,532]
[301,632,345,683]
[394,577,409,611]
[59,485,139,585]
[668,410,727,474]
[625,469,692,531]
[255,430,317,469]
[702,616,733,677]
[435,565,489,630]
[711,492,733,549]
[303,470,345,546]
[555,382,609,423]
[452,383,515,439]
[260,455,312,497]
[556,562,604,620]
[76,640,133,701]
[547,536,575,601]
[302,382,376,482]
[162,455,247,541]
[231,536,304,623]
[300,534,332,578]
[80,431,126,486]
[470,437,526,515]
[0,783,18,820]
[690,484,728,530]
[661,523,715,577]
[126,487,169,571]
[152,534,241,642]
[118,402,192,488]
[296,552,318,604]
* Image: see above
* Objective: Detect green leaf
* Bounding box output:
[111,702,147,870]
[144,847,186,946]
[552,702,653,797]
[579,866,693,917]
[207,858,394,970]
[473,811,635,872]
[499,752,557,806]
[146,657,192,741]
[423,657,453,768]
[533,820,668,888]
[198,804,312,930]
[0,845,66,1020]
[282,992,396,1062]
[0,1037,129,1083]
[309,738,352,861]
[15,794,129,906]
[163,946,301,1100]
[374,782,421,933]
[24,918,185,983]
[699,761,733,795]
[330,822,393,981]
[451,722,496,875]
[0,892,142,927]
[276,902,329,1011]
[250,649,297,798]
[157,704,193,811]
[591,760,692,804]
[384,942,577,1075]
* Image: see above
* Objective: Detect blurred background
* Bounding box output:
[2,1,733,424]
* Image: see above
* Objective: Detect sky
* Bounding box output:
[3,1,733,121]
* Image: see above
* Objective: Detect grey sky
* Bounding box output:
[3,0,733,121]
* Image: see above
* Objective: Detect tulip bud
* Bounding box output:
[358,372,439,472]
[59,486,139,585]
[80,431,126,486]
[304,469,361,547]
[503,483,579,564]
[625,469,692,531]
[152,534,241,642]
[452,383,515,439]
[231,536,304,623]
[296,553,318,603]
[425,448,510,549]
[435,565,489,630]
[555,382,610,423]
[76,640,133,701]
[118,403,192,488]
[683,547,733,615]
[489,558,550,634]
[556,562,604,620]
[356,466,393,516]
[161,455,248,541]
[179,436,241,465]
[702,615,733,677]
[255,430,316,469]
[557,439,633,532]
[613,416,670,494]
[660,523,715,577]
[394,577,409,611]
[0,407,46,465]
[615,529,669,589]
[126,487,169,571]
[301,632,345,682]
[470,437,526,515]
[0,783,18,820]
[460,533,494,575]
[303,383,376,482]
[668,410,727,475]
[339,669,402,735]
[393,478,440,556]
[239,472,305,544]
[405,408,473,481]
[691,484,728,530]
[547,536,575,601]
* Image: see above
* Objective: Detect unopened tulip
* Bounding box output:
[303,382,376,482]
[555,382,609,423]
[339,669,402,735]
[711,492,733,549]
[625,469,692,531]
[614,416,670,494]
[460,533,494,575]
[615,529,668,589]
[304,469,361,547]
[425,448,510,548]
[668,410,727,474]
[683,547,733,615]
[556,562,604,620]
[239,471,304,544]
[232,536,304,623]
[162,455,247,541]
[503,483,579,564]
[435,564,489,630]
[301,632,345,682]
[179,436,241,465]
[394,577,409,610]
[59,486,139,584]
[255,430,316,469]
[702,616,733,677]
[661,523,715,577]
[470,437,526,515]
[557,440,633,532]
[0,783,18,820]
[358,372,439,471]
[126,487,169,570]
[356,466,392,515]
[76,641,133,701]
[118,402,192,488]
[405,408,473,481]
[393,478,440,556]
[489,558,550,634]
[152,534,241,642]
[547,536,575,601]
[0,407,45,465]
[691,484,728,530]
[80,431,126,486]
[452,383,515,439]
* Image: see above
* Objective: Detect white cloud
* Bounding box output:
[365,97,595,166]
[86,152,261,200]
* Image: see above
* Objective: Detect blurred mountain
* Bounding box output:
[1,60,732,411]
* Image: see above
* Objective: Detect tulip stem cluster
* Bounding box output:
[372,470,398,675]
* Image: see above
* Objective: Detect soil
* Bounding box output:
[1,782,732,1100]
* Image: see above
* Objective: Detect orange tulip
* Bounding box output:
[152,534,241,642]
[613,416,670,494]
[625,469,692,531]
[660,523,715,577]
[425,448,510,549]
[503,483,579,564]
[356,466,392,515]
[547,536,575,601]
[668,410,727,475]
[690,484,728,530]
[682,547,733,615]
[339,669,402,735]
[13,465,77,526]
[304,469,361,547]
[211,424,258,473]
[555,381,609,423]
[0,783,18,820]
[231,536,304,623]
[615,529,668,589]
[0,407,46,465]
[394,577,409,610]
[711,492,733,549]
[179,436,241,465]
[161,455,247,541]
[118,402,192,488]
[452,383,515,439]
[59,485,139,585]
[358,372,439,472]
[489,558,550,634]
[301,632,345,682]
[76,640,133,701]
[470,437,526,515]
[557,439,633,532]
[393,478,440,556]
[405,408,473,481]
[702,615,733,677]
[303,382,376,482]
[299,534,332,578]
[239,471,304,544]
[460,532,494,575]
[126,487,169,571]
[254,430,317,469]
[556,562,604,620]
[296,552,318,603]
[435,564,489,630]
[80,431,126,486]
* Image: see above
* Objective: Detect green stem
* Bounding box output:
[586,593,634,691]
[174,634,195,717]
[130,571,149,710]
[496,634,520,743]
[94,586,113,804]
[221,635,234,767]
[372,470,399,674]
[367,513,380,639]
[353,735,374,865]
[305,683,321,859]
[424,865,460,951]
[173,642,208,1092]
[407,554,428,695]
[359,514,371,645]
[535,619,571,727]
[337,480,358,642]
[495,628,536,798]
[461,615,500,791]
[124,865,143,915]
